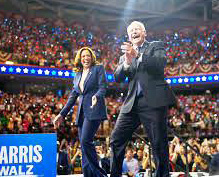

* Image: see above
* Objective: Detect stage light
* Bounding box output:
[190,78,195,82]
[214,75,218,80]
[9,67,13,72]
[196,77,201,82]
[208,76,212,81]
[16,67,21,73]
[202,76,207,81]
[58,71,63,76]
[23,68,29,74]
[64,71,70,76]
[166,79,171,84]
[178,78,183,83]
[184,78,189,83]
[108,75,113,80]
[37,69,43,75]
[173,79,177,83]
[31,69,36,74]
[45,70,50,75]
[52,71,56,75]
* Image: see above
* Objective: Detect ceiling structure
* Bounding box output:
[0,0,218,33]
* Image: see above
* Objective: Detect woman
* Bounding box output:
[53,47,108,177]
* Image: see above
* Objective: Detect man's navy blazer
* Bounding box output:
[114,41,176,113]
[60,65,107,125]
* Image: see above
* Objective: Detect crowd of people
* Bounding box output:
[168,92,218,137]
[56,136,219,175]
[0,12,219,176]
[1,90,218,137]
[0,90,218,175]
[0,13,218,76]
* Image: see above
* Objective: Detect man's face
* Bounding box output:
[127,23,146,46]
[126,149,133,159]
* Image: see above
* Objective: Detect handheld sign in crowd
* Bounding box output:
[0,134,57,177]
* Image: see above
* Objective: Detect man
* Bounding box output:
[110,21,176,177]
[57,139,70,175]
[122,148,139,177]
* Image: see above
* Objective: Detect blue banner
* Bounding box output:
[0,134,57,177]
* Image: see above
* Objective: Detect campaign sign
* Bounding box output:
[0,134,57,177]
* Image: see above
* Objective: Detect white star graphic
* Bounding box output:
[58,71,63,76]
[184,78,189,82]
[178,78,183,83]
[202,76,207,81]
[64,71,69,76]
[16,67,21,73]
[214,75,218,80]
[1,66,6,72]
[38,69,43,74]
[166,79,171,84]
[196,77,200,82]
[44,70,50,75]
[23,68,28,74]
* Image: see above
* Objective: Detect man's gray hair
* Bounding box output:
[127,21,146,33]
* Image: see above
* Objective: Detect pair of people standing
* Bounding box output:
[53,21,176,177]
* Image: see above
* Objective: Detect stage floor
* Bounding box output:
[58,172,214,177]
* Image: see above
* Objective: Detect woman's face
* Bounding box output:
[81,49,92,69]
